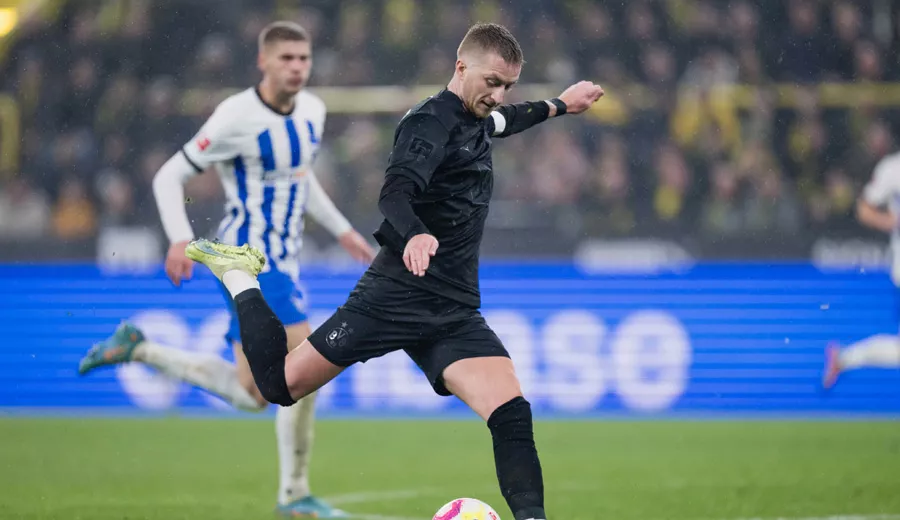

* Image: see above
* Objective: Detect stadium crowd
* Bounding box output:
[1,0,899,256]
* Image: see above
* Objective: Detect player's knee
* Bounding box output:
[259,378,297,407]
[475,370,523,420]
[478,386,523,420]
[250,358,296,407]
[285,378,315,401]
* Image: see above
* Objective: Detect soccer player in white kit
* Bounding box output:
[77,21,374,517]
[823,151,900,389]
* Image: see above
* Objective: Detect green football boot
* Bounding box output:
[184,239,266,281]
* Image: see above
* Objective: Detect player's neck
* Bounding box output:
[446,78,471,114]
[257,79,296,115]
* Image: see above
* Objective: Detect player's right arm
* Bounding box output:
[489,81,604,138]
[857,158,898,234]
[378,113,450,276]
[152,101,239,286]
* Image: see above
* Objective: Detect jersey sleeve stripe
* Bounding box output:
[306,120,319,144]
[285,119,302,168]
[181,147,204,172]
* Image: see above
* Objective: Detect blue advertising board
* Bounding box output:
[1,262,898,417]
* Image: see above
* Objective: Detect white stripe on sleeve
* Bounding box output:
[305,172,352,238]
[152,152,199,244]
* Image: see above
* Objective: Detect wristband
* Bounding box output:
[548,97,567,116]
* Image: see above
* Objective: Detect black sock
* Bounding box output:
[487,396,545,520]
[234,289,295,406]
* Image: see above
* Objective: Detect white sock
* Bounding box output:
[839,335,900,369]
[133,341,265,412]
[222,270,260,299]
[276,391,318,505]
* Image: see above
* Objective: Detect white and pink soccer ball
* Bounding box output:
[432,498,500,520]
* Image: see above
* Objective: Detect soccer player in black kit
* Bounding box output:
[185,23,604,520]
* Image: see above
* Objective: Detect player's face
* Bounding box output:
[259,40,312,96]
[458,52,521,118]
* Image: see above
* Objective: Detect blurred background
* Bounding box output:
[2,0,899,264]
[3,1,900,519]
[2,0,899,409]
[1,0,898,409]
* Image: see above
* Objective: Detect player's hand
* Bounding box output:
[338,229,377,263]
[165,240,194,287]
[403,234,439,277]
[557,81,604,115]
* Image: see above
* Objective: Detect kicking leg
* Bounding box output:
[78,322,265,412]
[443,357,546,520]
[824,335,900,388]
[186,239,343,405]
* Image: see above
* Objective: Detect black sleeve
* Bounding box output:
[385,113,450,191]
[378,174,431,241]
[491,101,552,138]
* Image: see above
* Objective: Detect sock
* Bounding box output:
[234,289,295,406]
[487,397,545,520]
[839,335,900,369]
[223,269,260,299]
[133,341,265,412]
[276,392,318,505]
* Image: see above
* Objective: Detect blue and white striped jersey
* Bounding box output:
[181,87,327,277]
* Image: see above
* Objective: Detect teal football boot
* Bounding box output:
[78,322,144,375]
[276,496,349,518]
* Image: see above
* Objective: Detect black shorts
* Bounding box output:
[308,271,509,396]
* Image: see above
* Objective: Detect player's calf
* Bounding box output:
[234,289,296,406]
[443,358,546,520]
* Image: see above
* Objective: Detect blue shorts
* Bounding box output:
[217,269,309,345]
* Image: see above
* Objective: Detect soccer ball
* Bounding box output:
[432,498,500,520]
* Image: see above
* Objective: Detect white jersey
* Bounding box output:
[862,151,900,285]
[181,87,326,276]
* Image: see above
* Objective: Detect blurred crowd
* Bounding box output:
[1,0,900,256]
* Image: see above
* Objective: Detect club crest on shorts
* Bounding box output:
[326,322,353,348]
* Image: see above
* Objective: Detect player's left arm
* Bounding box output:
[857,159,898,234]
[305,171,376,263]
[490,80,604,138]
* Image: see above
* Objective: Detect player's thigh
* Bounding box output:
[409,313,520,420]
[283,338,346,399]
[284,321,312,352]
[306,305,423,376]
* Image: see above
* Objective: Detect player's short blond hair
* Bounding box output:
[457,23,524,65]
[258,21,310,52]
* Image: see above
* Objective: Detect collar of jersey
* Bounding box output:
[254,86,295,116]
[438,89,480,123]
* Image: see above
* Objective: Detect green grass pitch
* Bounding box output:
[0,418,898,520]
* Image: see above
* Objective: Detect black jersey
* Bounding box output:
[370,88,552,308]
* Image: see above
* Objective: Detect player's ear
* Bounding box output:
[256,48,267,74]
[455,59,467,79]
